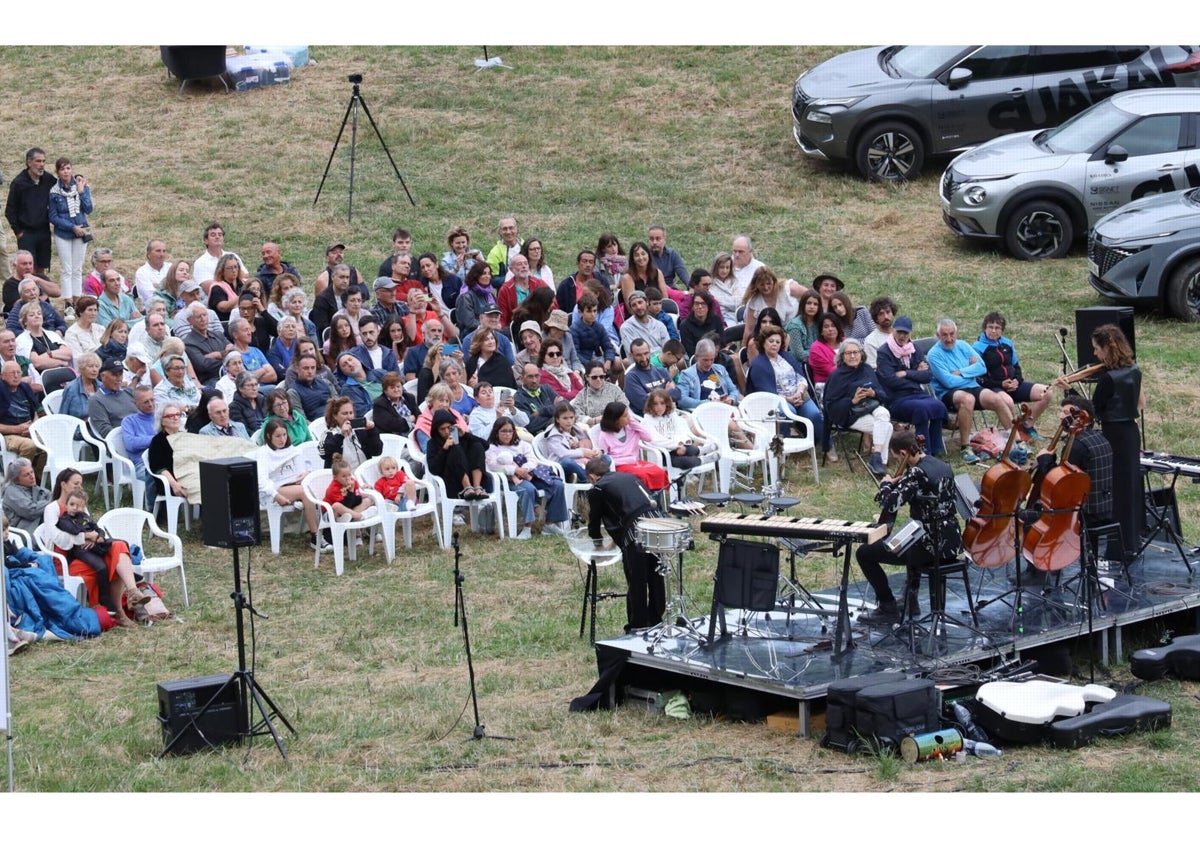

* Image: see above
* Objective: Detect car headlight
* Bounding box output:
[964,185,987,206]
[806,97,866,125]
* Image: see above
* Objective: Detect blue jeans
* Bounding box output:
[136,460,158,514]
[512,475,568,525]
[790,396,824,449]
[558,458,589,483]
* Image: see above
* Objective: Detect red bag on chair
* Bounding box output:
[616,460,670,491]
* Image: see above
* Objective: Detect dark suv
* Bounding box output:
[792,45,1200,181]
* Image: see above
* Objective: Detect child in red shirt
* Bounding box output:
[373,455,418,512]
[323,455,377,521]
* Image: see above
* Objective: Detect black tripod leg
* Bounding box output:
[357,93,416,207]
[244,674,292,761]
[314,93,356,207]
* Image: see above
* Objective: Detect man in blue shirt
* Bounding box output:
[0,359,44,478]
[926,318,1015,464]
[254,241,299,297]
[648,225,688,289]
[624,339,680,415]
[120,386,159,511]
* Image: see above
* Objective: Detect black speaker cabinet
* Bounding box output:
[1075,306,1135,368]
[199,457,261,548]
[157,674,242,755]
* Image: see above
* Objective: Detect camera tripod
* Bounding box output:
[314,73,415,221]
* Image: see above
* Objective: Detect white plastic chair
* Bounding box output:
[42,390,65,414]
[739,392,820,486]
[531,430,591,515]
[98,507,189,607]
[30,522,88,605]
[354,456,442,552]
[408,429,505,544]
[308,416,328,441]
[379,433,407,461]
[262,441,319,554]
[29,415,109,506]
[301,468,389,575]
[104,428,146,510]
[692,401,769,494]
[402,378,419,400]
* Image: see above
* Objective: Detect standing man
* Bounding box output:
[648,225,688,290]
[586,458,664,633]
[486,216,522,285]
[254,241,299,297]
[926,317,1015,464]
[5,149,55,278]
[134,239,171,309]
[193,222,247,293]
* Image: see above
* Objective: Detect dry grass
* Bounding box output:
[3,45,1200,796]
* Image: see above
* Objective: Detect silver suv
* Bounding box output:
[792,45,1199,182]
[940,89,1200,260]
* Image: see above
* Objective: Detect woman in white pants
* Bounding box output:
[822,338,893,478]
[47,157,93,308]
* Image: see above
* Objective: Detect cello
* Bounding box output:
[962,405,1033,569]
[1022,408,1092,572]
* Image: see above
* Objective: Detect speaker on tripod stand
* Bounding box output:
[200,457,261,548]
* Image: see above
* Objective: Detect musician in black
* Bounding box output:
[856,430,962,625]
[1086,324,1143,558]
[1028,392,1116,567]
[585,457,664,632]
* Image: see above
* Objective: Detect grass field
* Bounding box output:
[3,45,1200,803]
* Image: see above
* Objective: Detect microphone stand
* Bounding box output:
[1054,327,1074,378]
[452,532,513,742]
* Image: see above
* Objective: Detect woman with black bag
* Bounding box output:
[823,338,891,477]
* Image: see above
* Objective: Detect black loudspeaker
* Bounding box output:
[157,674,242,755]
[199,457,261,548]
[1075,306,1135,367]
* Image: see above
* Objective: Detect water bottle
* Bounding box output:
[951,701,988,742]
[963,738,1003,757]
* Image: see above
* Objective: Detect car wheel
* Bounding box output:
[1003,200,1074,260]
[1166,257,1200,322]
[855,122,925,182]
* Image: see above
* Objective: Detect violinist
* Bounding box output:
[1060,325,1143,559]
[1025,393,1116,573]
[856,429,963,626]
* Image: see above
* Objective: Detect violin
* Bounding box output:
[1053,363,1105,388]
[962,405,1033,569]
[1021,408,1092,572]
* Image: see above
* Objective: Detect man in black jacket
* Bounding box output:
[586,458,663,632]
[5,149,54,276]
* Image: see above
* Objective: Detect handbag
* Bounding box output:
[849,397,881,420]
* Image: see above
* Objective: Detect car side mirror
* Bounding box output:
[1105,145,1129,164]
[948,67,973,90]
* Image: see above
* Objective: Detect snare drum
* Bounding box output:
[635,517,692,554]
[885,519,926,555]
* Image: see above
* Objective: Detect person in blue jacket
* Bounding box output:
[46,157,93,309]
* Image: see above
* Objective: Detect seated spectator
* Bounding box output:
[371,371,418,437]
[417,252,462,310]
[96,317,129,374]
[286,352,338,422]
[426,408,491,502]
[455,262,497,334]
[828,289,872,343]
[439,357,477,416]
[228,292,276,354]
[676,338,740,410]
[119,386,158,511]
[441,225,484,279]
[538,339,583,401]
[152,353,201,411]
[593,401,655,467]
[515,237,553,286]
[784,290,823,365]
[823,339,891,477]
[973,311,1053,440]
[182,302,232,387]
[744,324,825,454]
[542,310,582,374]
[126,303,171,385]
[862,295,898,369]
[255,388,312,446]
[96,268,142,328]
[53,488,145,626]
[333,287,368,344]
[569,292,615,375]
[200,394,251,439]
[63,295,104,362]
[148,336,198,388]
[318,395,382,472]
[741,266,804,345]
[642,388,716,470]
[348,315,398,376]
[874,315,947,457]
[228,317,276,386]
[744,307,785,367]
[0,360,45,478]
[468,380,528,441]
[214,351,244,403]
[571,360,628,428]
[229,372,267,436]
[6,278,66,335]
[556,249,602,314]
[513,363,557,436]
[87,358,138,437]
[497,254,550,327]
[16,302,72,372]
[281,287,318,340]
[808,312,844,388]
[619,242,667,315]
[154,260,191,317]
[624,339,680,416]
[2,457,52,534]
[927,317,1015,463]
[335,353,385,419]
[645,286,680,343]
[619,290,669,357]
[682,269,726,329]
[255,419,327,551]
[485,416,568,539]
[206,254,244,322]
[268,316,303,381]
[323,313,359,370]
[594,234,624,289]
[679,290,723,357]
[542,402,601,483]
[508,286,555,341]
[82,248,127,298]
[58,353,101,421]
[267,272,300,322]
[465,327,517,391]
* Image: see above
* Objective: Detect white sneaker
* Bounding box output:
[513,527,533,540]
[542,523,567,537]
[360,506,378,521]
[337,513,354,523]
[64,305,76,324]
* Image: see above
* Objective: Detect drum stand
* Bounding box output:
[642,545,707,653]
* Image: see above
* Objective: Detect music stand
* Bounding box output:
[1140,467,1194,574]
[314,74,415,221]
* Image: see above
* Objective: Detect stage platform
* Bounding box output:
[590,536,1200,736]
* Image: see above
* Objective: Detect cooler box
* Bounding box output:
[244,45,309,68]
[226,56,263,91]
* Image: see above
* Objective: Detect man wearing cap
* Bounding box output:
[863,295,898,369]
[349,315,399,376]
[485,216,522,285]
[619,290,669,357]
[313,243,364,299]
[513,320,543,380]
[370,275,406,324]
[193,222,247,295]
[459,306,515,364]
[254,241,299,297]
[497,253,548,327]
[87,358,138,437]
[171,279,221,339]
[874,315,948,457]
[648,225,688,290]
[310,263,353,341]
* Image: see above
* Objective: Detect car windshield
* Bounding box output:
[887,45,971,78]
[1041,99,1131,153]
